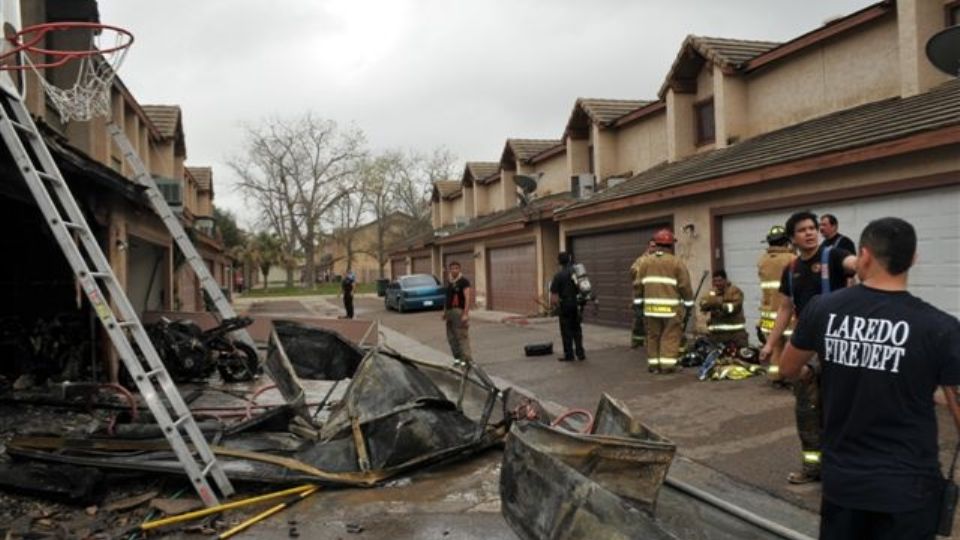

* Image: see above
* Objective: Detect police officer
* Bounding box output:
[757,225,795,383]
[699,270,748,347]
[632,229,693,373]
[550,252,585,362]
[630,239,657,349]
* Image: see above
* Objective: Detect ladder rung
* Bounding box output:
[63,221,84,230]
[144,368,164,379]
[200,460,216,477]
[118,320,139,328]
[173,415,190,428]
[37,171,63,184]
[88,272,113,280]
[9,119,38,137]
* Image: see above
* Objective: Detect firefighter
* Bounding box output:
[757,225,795,383]
[632,229,693,374]
[629,239,657,349]
[699,270,748,348]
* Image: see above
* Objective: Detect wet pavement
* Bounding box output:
[226,294,960,538]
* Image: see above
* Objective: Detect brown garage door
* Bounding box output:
[487,243,537,315]
[442,248,475,284]
[390,258,406,279]
[411,255,432,276]
[569,225,666,327]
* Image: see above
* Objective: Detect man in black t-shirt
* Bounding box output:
[340,271,355,319]
[442,261,472,365]
[781,217,960,540]
[550,252,585,362]
[760,211,857,485]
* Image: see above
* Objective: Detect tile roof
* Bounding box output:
[186,166,212,191]
[440,191,574,240]
[560,80,960,214]
[434,180,461,199]
[578,98,653,125]
[506,139,563,162]
[690,36,782,68]
[141,105,181,138]
[465,161,500,182]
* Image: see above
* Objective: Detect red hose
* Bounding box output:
[244,384,278,420]
[550,408,594,434]
[100,383,139,421]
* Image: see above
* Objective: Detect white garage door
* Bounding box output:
[722,185,960,339]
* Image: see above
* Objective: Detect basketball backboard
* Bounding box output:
[0,0,23,96]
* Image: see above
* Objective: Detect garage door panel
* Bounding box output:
[443,250,475,284]
[412,256,432,276]
[569,225,666,327]
[390,258,406,280]
[722,186,960,338]
[487,244,537,315]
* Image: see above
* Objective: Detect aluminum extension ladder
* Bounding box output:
[105,122,256,351]
[0,90,234,506]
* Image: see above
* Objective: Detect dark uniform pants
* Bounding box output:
[631,305,645,347]
[559,305,585,359]
[445,308,472,363]
[820,499,939,540]
[794,372,822,475]
[644,316,682,372]
[708,330,749,348]
[343,294,354,319]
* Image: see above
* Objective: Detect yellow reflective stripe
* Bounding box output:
[633,298,644,305]
[641,276,678,286]
[767,365,780,375]
[761,281,781,289]
[783,329,793,337]
[645,311,677,318]
[683,300,695,307]
[802,451,821,464]
[648,358,661,366]
[708,323,746,331]
[760,310,777,319]
[723,303,736,313]
[659,358,678,367]
[645,298,681,306]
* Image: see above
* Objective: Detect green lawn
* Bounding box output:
[241,282,378,298]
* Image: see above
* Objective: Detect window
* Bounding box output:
[948,1,960,26]
[695,98,715,145]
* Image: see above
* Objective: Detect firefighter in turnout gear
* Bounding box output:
[632,229,693,373]
[699,270,748,348]
[630,239,658,349]
[757,225,795,383]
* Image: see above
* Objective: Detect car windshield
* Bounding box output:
[401,275,438,288]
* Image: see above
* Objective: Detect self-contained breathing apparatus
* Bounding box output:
[571,263,598,315]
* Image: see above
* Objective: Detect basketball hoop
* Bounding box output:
[0,22,134,123]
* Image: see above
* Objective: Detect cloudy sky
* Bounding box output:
[96,0,876,226]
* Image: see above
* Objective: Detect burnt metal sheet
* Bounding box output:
[272,320,364,380]
[500,394,677,540]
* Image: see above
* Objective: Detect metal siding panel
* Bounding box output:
[487,243,538,315]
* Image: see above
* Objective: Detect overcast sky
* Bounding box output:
[96,0,876,227]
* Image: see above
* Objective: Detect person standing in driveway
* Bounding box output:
[781,217,960,540]
[442,261,473,365]
[550,252,586,362]
[340,271,355,319]
[761,211,857,484]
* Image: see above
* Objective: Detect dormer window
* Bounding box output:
[695,98,715,146]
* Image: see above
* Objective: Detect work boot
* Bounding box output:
[557,356,574,362]
[787,471,820,484]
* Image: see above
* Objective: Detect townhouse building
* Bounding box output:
[403,0,959,332]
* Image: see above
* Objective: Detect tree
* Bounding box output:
[325,181,369,277]
[231,113,366,287]
[250,231,282,289]
[213,207,243,250]
[391,147,458,237]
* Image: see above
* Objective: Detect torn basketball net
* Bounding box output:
[16,24,132,123]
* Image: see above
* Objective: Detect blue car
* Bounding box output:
[385,274,445,312]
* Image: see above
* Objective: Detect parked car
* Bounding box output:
[385,274,445,312]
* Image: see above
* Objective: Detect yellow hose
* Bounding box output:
[140,484,315,531]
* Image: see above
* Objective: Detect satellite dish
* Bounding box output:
[926,25,960,77]
[513,173,541,194]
